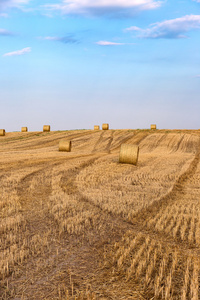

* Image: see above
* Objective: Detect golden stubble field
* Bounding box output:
[0,129,200,299]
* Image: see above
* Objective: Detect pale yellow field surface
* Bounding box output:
[0,129,200,299]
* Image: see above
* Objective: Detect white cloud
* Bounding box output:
[125,14,200,38]
[40,36,79,44]
[96,40,125,45]
[195,75,200,77]
[44,0,162,16]
[3,47,31,57]
[43,36,60,41]
[125,26,141,31]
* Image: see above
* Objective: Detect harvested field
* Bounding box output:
[0,129,200,299]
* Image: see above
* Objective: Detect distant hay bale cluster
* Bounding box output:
[94,124,109,130]
[0,129,5,136]
[119,144,139,166]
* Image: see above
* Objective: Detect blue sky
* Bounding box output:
[0,0,200,131]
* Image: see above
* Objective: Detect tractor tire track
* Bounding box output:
[17,153,106,232]
[105,130,114,153]
[59,137,200,256]
[108,131,135,152]
[91,131,115,153]
[174,134,185,152]
[133,138,200,226]
[142,133,168,152]
[0,130,98,152]
[57,146,200,299]
[24,130,99,150]
[59,154,107,194]
[3,153,111,299]
[91,131,106,153]
[110,131,150,153]
[0,152,100,173]
[50,147,200,300]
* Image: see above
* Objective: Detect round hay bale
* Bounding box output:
[119,144,139,165]
[102,123,109,130]
[0,129,5,136]
[59,140,71,152]
[94,125,100,130]
[43,125,50,132]
[151,124,157,130]
[21,127,28,132]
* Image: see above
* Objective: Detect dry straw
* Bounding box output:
[43,125,50,132]
[94,125,100,130]
[59,140,71,152]
[102,123,109,130]
[119,144,139,165]
[0,129,5,136]
[21,127,28,132]
[151,124,157,130]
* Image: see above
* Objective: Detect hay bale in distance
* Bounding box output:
[119,144,139,165]
[94,125,100,130]
[21,127,28,132]
[59,140,71,152]
[0,129,5,136]
[151,124,157,130]
[102,123,109,130]
[43,125,50,132]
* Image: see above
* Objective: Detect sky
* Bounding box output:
[0,0,200,131]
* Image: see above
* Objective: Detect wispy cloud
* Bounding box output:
[96,41,125,46]
[3,47,31,57]
[44,0,162,16]
[0,0,30,11]
[0,13,8,17]
[125,14,200,38]
[125,26,141,31]
[0,29,13,36]
[195,75,200,77]
[42,36,79,44]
